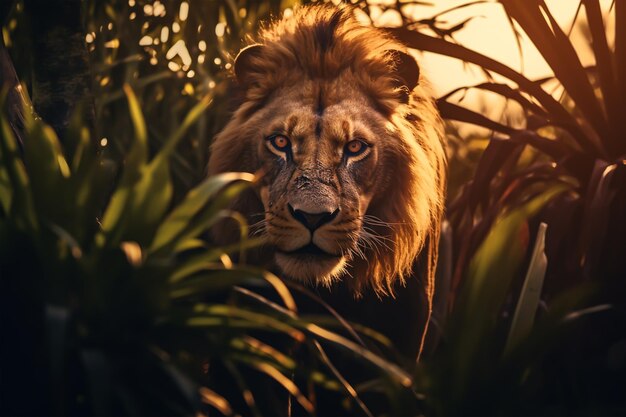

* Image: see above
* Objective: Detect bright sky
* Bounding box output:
[384,0,614,94]
[365,0,615,132]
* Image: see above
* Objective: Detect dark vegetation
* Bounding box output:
[1,0,625,415]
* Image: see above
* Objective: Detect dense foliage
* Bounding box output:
[1,0,624,415]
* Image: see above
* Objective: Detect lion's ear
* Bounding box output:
[388,50,420,101]
[234,44,265,86]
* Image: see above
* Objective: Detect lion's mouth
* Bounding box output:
[274,242,347,283]
[280,243,341,259]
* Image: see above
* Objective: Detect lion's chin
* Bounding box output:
[274,252,346,287]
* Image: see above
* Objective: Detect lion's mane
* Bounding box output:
[210,5,446,320]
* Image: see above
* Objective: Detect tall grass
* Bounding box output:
[379,0,625,414]
[1,2,418,415]
[2,0,625,415]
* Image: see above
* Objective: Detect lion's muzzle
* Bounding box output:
[286,171,340,233]
[287,203,339,231]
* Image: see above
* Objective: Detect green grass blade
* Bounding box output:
[124,159,173,245]
[312,340,374,417]
[153,94,212,165]
[238,360,314,413]
[154,181,251,255]
[123,84,147,145]
[169,269,264,298]
[23,120,71,226]
[505,222,548,354]
[150,172,254,253]
[448,185,568,392]
[97,85,149,246]
[0,166,11,215]
[303,324,413,388]
[0,98,37,231]
[170,237,265,279]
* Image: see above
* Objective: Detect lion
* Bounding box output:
[208,4,446,360]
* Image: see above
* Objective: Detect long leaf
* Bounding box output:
[578,161,618,279]
[583,0,622,155]
[439,101,576,159]
[150,172,254,253]
[467,137,524,212]
[500,0,609,147]
[505,222,548,353]
[617,0,626,104]
[152,94,213,165]
[439,82,548,117]
[437,100,515,135]
[312,340,374,417]
[449,185,567,391]
[388,27,600,155]
[241,361,314,413]
[168,238,264,283]
[120,155,173,245]
[97,85,149,245]
[0,99,37,230]
[157,181,251,254]
[199,387,234,416]
[303,324,412,388]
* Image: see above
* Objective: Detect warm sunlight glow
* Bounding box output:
[183,82,194,95]
[153,1,166,17]
[104,39,119,49]
[166,39,192,66]
[138,35,152,46]
[409,0,614,96]
[215,22,225,37]
[179,2,189,22]
[160,26,169,43]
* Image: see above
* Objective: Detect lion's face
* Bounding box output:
[208,5,446,296]
[254,80,388,284]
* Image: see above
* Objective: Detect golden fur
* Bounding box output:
[209,4,446,319]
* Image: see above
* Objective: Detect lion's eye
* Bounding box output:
[344,140,369,158]
[266,135,292,157]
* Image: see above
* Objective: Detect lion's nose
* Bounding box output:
[288,204,339,231]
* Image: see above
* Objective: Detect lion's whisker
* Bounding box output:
[249,218,268,237]
[361,214,406,225]
[359,229,393,254]
[361,226,393,243]
[360,235,392,252]
[249,211,271,218]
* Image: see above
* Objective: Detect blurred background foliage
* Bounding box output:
[1,0,625,415]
